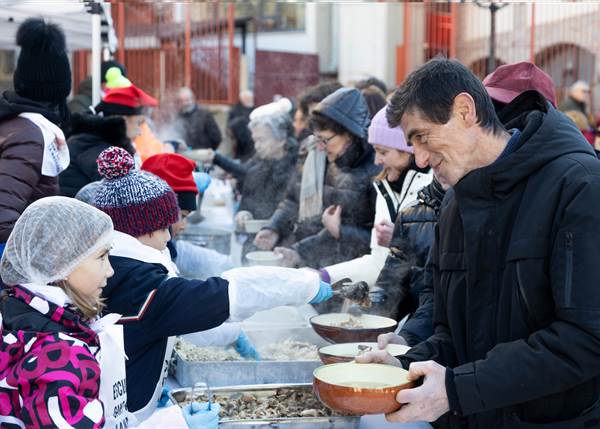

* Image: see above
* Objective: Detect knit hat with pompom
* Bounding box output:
[93,146,179,237]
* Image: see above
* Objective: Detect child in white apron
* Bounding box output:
[0,197,214,429]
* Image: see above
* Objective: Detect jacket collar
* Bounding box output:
[6,285,99,345]
[110,231,179,277]
[454,106,596,202]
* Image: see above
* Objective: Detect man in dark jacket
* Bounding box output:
[359,58,600,428]
[0,18,72,249]
[370,177,446,346]
[176,87,222,149]
[254,88,380,269]
[558,80,591,119]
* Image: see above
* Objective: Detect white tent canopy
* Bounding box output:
[0,1,96,51]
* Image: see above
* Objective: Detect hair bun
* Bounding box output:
[97,146,135,180]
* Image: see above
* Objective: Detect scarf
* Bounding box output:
[298,136,326,221]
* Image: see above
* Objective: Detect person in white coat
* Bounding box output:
[319,106,431,288]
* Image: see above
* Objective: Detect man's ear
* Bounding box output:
[452,92,477,127]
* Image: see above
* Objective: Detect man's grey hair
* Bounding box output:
[178,87,194,99]
[570,80,590,93]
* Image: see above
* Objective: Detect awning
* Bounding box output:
[0,0,108,51]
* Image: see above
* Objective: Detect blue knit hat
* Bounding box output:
[93,147,180,237]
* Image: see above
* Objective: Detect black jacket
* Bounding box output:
[59,113,134,197]
[370,179,445,346]
[214,138,298,219]
[177,104,222,150]
[102,256,230,413]
[268,141,380,268]
[402,105,600,428]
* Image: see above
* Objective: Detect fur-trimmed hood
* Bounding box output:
[70,113,129,144]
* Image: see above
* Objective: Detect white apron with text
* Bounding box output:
[95,314,138,429]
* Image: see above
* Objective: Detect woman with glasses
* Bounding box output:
[254,87,380,276]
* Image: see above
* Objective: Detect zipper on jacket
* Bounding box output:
[564,231,573,307]
[516,263,535,331]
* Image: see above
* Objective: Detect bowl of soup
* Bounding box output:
[313,362,412,415]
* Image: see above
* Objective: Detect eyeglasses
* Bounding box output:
[314,134,337,145]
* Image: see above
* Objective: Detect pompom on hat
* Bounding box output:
[93,147,180,237]
[141,153,199,212]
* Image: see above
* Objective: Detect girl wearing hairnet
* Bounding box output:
[91,146,332,422]
[0,197,219,429]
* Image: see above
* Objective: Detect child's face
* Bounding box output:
[137,228,171,251]
[68,246,114,301]
[171,210,191,239]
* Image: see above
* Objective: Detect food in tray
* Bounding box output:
[174,338,319,362]
[182,388,345,420]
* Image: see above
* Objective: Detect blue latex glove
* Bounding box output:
[234,331,261,360]
[182,402,220,429]
[157,386,171,408]
[310,281,333,304]
[193,172,212,193]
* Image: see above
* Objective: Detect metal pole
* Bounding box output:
[91,4,102,106]
[529,3,536,64]
[227,3,235,104]
[117,2,125,65]
[488,4,497,75]
[184,3,191,89]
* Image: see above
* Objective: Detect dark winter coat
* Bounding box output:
[268,141,380,268]
[369,179,445,346]
[177,104,222,150]
[558,95,589,120]
[227,102,253,125]
[214,138,298,220]
[401,105,600,428]
[0,91,62,242]
[0,285,104,428]
[59,113,134,197]
[102,256,230,413]
[68,77,93,115]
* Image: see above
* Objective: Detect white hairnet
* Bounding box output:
[0,197,114,286]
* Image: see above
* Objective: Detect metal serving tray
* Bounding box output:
[172,349,322,388]
[169,383,360,429]
[172,327,327,388]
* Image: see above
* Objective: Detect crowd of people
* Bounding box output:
[1,17,600,429]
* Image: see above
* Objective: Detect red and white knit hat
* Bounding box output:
[93,147,179,237]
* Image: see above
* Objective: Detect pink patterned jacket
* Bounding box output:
[0,285,105,428]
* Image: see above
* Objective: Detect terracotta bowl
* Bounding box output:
[313,362,413,415]
[245,251,283,266]
[310,313,398,343]
[318,342,410,365]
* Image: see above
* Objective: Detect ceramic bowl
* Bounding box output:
[243,219,270,234]
[313,362,412,415]
[318,342,410,365]
[310,313,398,343]
[245,250,283,266]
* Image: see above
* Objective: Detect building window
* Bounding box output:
[234,1,305,32]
